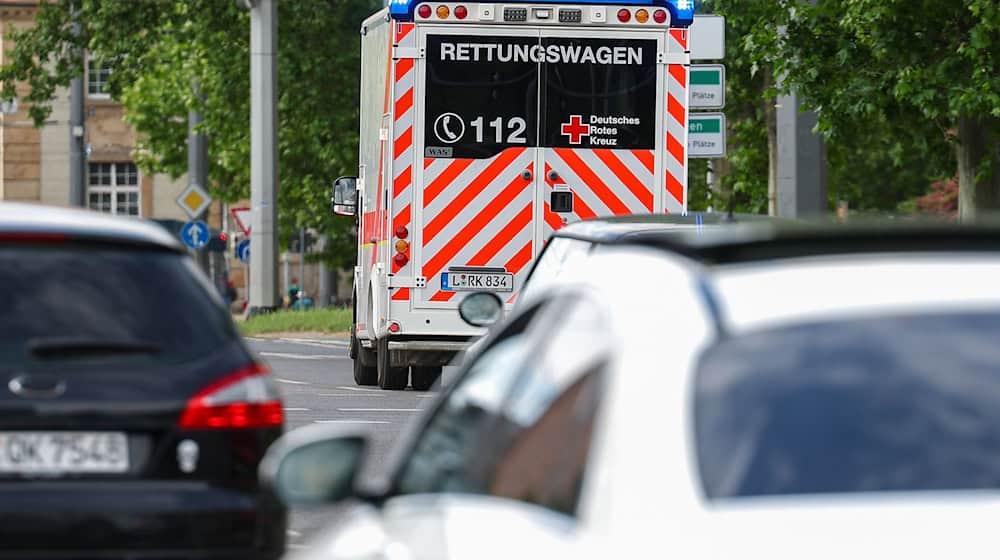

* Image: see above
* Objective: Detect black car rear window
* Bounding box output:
[0,244,232,367]
[695,312,1000,499]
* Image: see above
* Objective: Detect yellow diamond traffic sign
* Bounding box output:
[176,183,213,219]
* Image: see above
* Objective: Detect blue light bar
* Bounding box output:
[390,0,695,26]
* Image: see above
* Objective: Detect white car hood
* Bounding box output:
[680,493,1000,559]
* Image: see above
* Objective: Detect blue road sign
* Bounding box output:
[180,220,210,250]
[236,239,251,263]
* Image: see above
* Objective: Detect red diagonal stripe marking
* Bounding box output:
[393,127,412,160]
[392,288,410,300]
[504,241,533,274]
[467,204,532,266]
[670,29,688,50]
[593,150,653,211]
[668,64,687,88]
[667,133,685,166]
[423,158,475,207]
[543,202,563,231]
[423,149,524,244]
[422,165,531,279]
[552,149,630,215]
[394,88,413,119]
[393,166,412,198]
[544,162,596,221]
[430,291,456,302]
[393,203,411,232]
[667,92,685,126]
[395,58,414,82]
[396,23,414,43]
[633,150,655,174]
[424,157,434,169]
[667,172,684,204]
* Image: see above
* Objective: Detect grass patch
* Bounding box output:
[239,307,352,336]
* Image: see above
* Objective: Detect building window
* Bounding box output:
[88,162,140,216]
[87,59,112,98]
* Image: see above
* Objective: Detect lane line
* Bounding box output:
[415,394,438,398]
[279,337,350,348]
[276,378,309,385]
[259,352,348,360]
[336,385,382,392]
[283,407,310,411]
[287,530,303,538]
[318,393,387,398]
[338,408,422,412]
[315,420,391,424]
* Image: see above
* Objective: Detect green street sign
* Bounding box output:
[690,64,725,109]
[689,112,726,158]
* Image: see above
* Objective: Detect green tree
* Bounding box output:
[0,0,378,265]
[776,0,1000,220]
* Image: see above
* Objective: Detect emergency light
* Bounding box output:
[389,0,694,26]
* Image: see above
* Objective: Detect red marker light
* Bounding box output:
[454,5,468,19]
[388,322,401,333]
[218,232,228,242]
[417,4,431,17]
[394,253,409,267]
[617,8,631,22]
[653,9,667,23]
[395,225,409,239]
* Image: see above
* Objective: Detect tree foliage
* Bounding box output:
[0,0,379,265]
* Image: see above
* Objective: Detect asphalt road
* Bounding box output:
[246,336,460,553]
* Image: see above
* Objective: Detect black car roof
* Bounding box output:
[0,202,184,251]
[626,217,1000,264]
[548,212,788,244]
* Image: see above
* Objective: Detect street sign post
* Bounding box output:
[230,206,252,237]
[689,14,725,60]
[236,239,251,263]
[688,113,727,158]
[176,183,213,219]
[180,220,210,250]
[690,65,725,109]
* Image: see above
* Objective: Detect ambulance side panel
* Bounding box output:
[357,10,392,342]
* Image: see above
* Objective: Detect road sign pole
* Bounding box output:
[248,0,280,315]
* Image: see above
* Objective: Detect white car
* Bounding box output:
[262,221,1000,559]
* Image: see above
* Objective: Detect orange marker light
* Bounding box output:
[635,9,649,23]
[436,5,450,18]
[395,239,410,254]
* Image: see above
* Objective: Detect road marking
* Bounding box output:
[336,385,382,392]
[280,337,351,348]
[283,407,310,411]
[415,394,438,398]
[276,378,309,385]
[318,393,387,398]
[288,543,309,550]
[287,530,303,538]
[259,351,347,360]
[314,419,391,424]
[338,408,422,412]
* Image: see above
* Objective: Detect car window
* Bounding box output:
[0,244,234,369]
[520,237,592,302]
[695,311,1000,500]
[395,296,610,516]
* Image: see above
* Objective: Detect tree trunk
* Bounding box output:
[763,66,779,216]
[957,116,1000,222]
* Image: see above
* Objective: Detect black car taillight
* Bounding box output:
[178,363,283,430]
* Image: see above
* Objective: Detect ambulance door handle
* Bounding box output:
[521,169,533,181]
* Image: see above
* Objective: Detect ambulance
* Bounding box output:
[332,0,695,389]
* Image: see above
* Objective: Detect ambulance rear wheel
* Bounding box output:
[377,338,408,390]
[410,366,442,391]
[353,345,377,386]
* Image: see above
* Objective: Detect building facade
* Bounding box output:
[0,1,189,219]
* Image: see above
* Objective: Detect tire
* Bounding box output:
[377,337,408,390]
[353,345,378,386]
[410,366,442,391]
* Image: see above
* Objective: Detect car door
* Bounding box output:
[390,289,613,516]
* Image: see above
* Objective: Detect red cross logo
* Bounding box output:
[561,115,590,145]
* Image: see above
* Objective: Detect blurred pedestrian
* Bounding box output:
[287,277,301,309]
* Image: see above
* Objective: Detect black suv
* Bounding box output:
[0,204,285,559]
